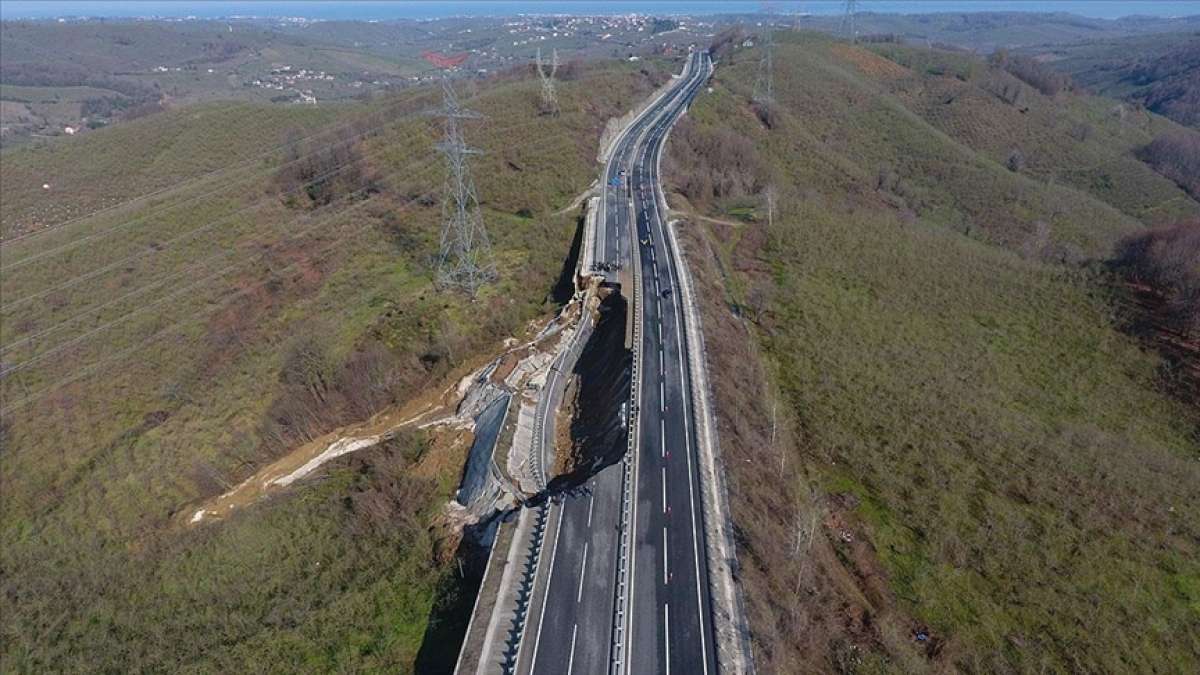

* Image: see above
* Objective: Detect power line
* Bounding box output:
[1,123,582,363]
[2,147,393,311]
[1,113,559,313]
[0,218,380,416]
[0,159,441,357]
[2,66,623,276]
[1,63,618,255]
[0,88,440,249]
[0,122,586,414]
[1,100,438,271]
[0,152,449,410]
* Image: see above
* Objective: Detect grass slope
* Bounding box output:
[0,100,344,236]
[0,58,668,672]
[668,33,1200,673]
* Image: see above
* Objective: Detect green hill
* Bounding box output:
[667,32,1200,673]
[1019,32,1200,129]
[794,12,1200,53]
[0,58,668,672]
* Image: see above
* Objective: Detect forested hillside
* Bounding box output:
[1024,33,1200,129]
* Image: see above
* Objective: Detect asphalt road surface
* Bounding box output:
[523,50,715,675]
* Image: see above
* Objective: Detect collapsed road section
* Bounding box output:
[454,50,752,675]
[451,273,633,675]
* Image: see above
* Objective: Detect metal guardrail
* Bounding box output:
[611,51,726,675]
[457,52,707,675]
[609,51,703,675]
[501,503,549,674]
[654,53,756,675]
[530,307,593,493]
[610,193,643,674]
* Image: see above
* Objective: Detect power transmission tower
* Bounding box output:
[535,47,560,115]
[753,27,774,106]
[841,0,859,43]
[424,52,496,296]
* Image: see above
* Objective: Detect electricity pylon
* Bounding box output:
[535,47,560,115]
[842,0,859,43]
[424,51,496,296]
[753,28,774,106]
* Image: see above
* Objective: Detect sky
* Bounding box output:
[1,1,1198,20]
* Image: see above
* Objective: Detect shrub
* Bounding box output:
[709,26,749,64]
[81,96,132,118]
[0,61,158,99]
[1114,221,1200,337]
[1137,131,1200,199]
[667,116,766,205]
[989,49,1073,97]
[1005,148,1025,172]
[121,100,166,121]
[260,332,407,454]
[276,125,379,207]
[983,73,1027,109]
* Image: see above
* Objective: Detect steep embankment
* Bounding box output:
[553,287,631,483]
[666,33,1200,673]
[0,58,670,672]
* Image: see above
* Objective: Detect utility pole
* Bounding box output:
[423,51,497,296]
[842,0,859,43]
[535,47,560,115]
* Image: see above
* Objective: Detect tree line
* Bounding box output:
[0,62,159,99]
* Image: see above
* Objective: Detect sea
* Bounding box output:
[1,0,1197,21]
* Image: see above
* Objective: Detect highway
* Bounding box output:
[520,50,715,675]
